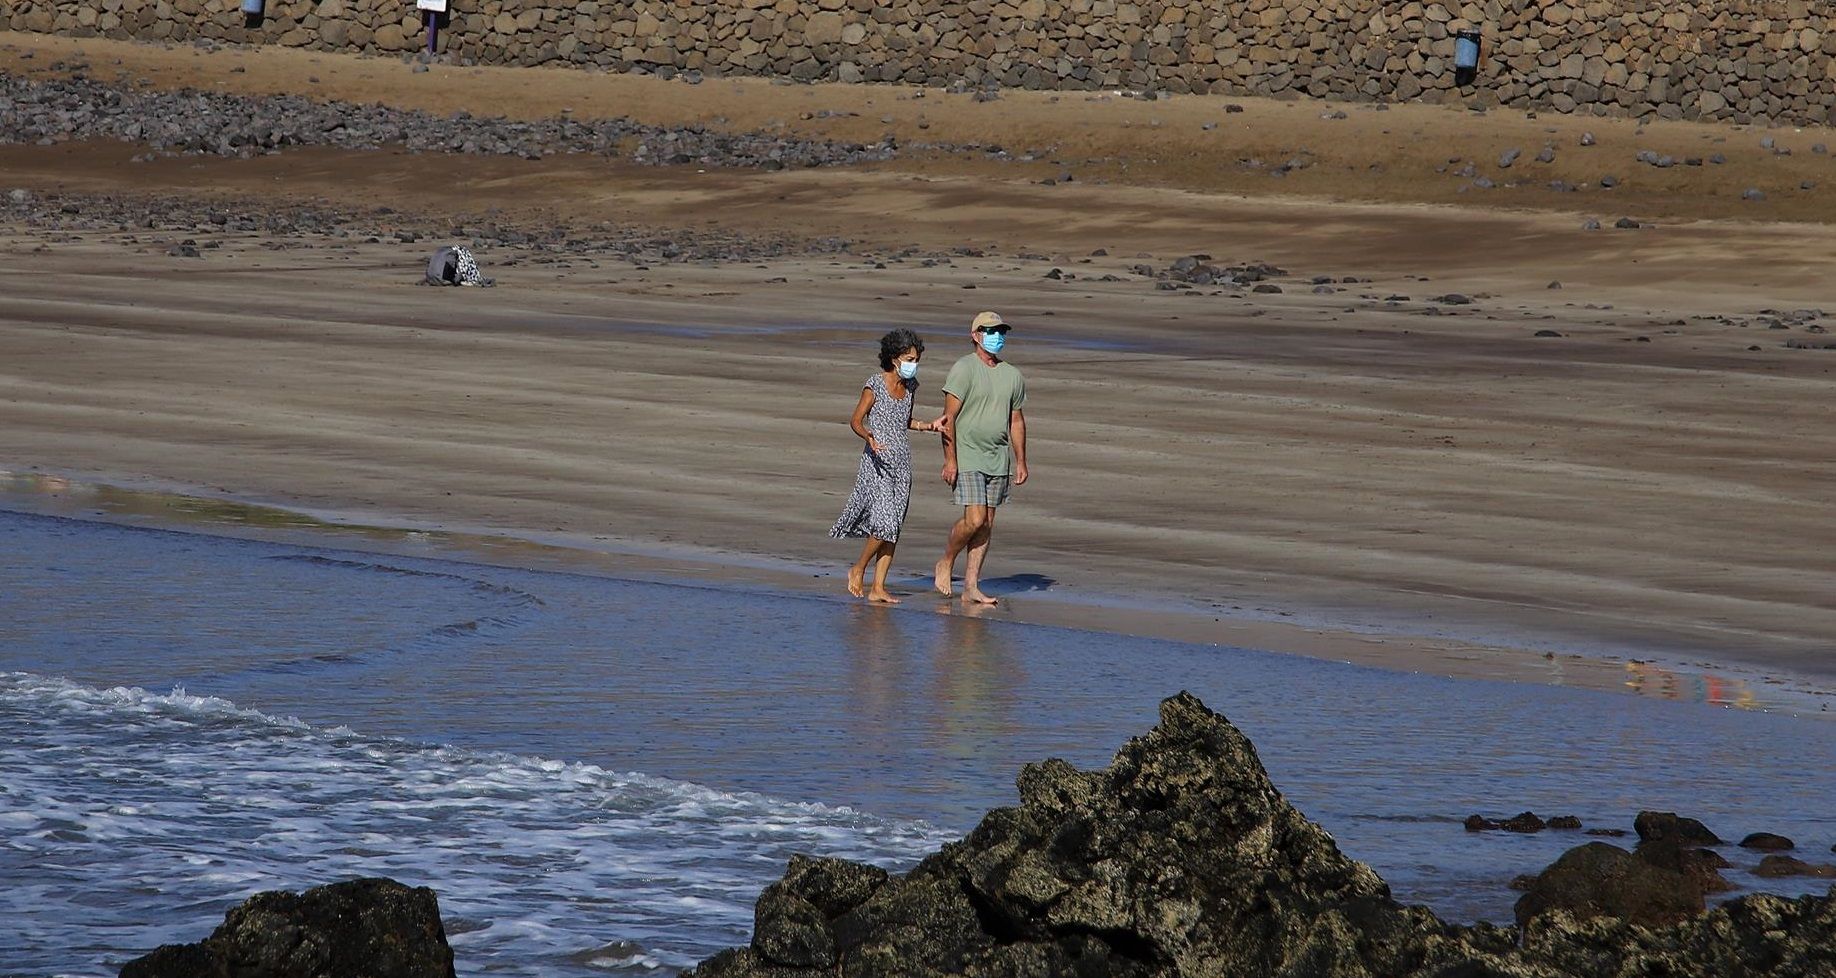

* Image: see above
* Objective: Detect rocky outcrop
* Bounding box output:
[119,878,456,978]
[688,692,1836,978]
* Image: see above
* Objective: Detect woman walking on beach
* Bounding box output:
[831,328,945,603]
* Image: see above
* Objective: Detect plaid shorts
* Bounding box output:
[953,470,1012,508]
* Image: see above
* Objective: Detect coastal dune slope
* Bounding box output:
[689,693,1836,978]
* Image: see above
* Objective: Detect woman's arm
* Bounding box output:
[849,387,885,455]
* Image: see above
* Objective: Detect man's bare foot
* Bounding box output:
[933,559,954,596]
[868,590,902,605]
[846,566,866,598]
[962,588,999,606]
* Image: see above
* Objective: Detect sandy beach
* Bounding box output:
[4,31,1835,698]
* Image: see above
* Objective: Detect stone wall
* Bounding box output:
[6,0,1836,125]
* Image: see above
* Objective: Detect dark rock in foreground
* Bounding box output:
[690,693,1836,978]
[120,878,455,978]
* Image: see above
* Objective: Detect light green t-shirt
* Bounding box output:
[943,352,1026,476]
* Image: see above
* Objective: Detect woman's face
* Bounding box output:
[896,348,922,368]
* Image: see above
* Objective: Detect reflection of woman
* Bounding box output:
[830,329,945,603]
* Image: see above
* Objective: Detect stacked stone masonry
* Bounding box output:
[6,0,1836,125]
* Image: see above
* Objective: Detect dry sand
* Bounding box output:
[3,33,1834,707]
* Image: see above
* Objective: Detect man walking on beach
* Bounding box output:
[935,311,1028,606]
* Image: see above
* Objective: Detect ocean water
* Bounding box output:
[2,508,1833,976]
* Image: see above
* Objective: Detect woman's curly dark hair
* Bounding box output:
[878,328,925,371]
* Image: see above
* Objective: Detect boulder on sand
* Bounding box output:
[689,692,1836,978]
[120,878,456,978]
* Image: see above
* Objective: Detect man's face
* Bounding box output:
[973,322,1011,351]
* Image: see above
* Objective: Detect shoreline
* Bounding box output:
[4,33,1835,719]
[6,466,1828,718]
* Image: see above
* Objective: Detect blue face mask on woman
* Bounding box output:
[979,331,1006,355]
[897,361,920,380]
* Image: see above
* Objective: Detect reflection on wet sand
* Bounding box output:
[927,609,1024,762]
[1625,661,1760,710]
[843,604,913,750]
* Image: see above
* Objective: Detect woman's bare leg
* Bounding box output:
[868,541,901,604]
[848,538,881,598]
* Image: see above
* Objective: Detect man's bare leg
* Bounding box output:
[868,542,901,604]
[935,507,989,596]
[848,538,881,598]
[962,508,999,606]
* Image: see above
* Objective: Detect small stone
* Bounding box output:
[1252,283,1283,294]
[1600,175,1619,188]
[1498,148,1522,168]
[1535,147,1556,163]
[1709,153,1726,164]
[1742,188,1767,202]
[1433,293,1473,305]
[1739,833,1795,851]
[1044,268,1063,280]
[1579,131,1597,146]
[1614,217,1641,229]
[412,64,429,74]
[1582,219,1602,230]
[1814,144,1829,155]
[1225,104,1245,114]
[1547,281,1562,289]
[1534,329,1564,337]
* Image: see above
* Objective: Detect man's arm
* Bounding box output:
[1010,408,1028,485]
[941,393,964,486]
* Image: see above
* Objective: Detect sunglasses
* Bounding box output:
[975,325,1011,334]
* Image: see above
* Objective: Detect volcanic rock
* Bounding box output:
[689,693,1836,978]
[1755,856,1836,879]
[1635,811,1722,846]
[120,878,456,978]
[1741,832,1796,851]
[1514,842,1704,928]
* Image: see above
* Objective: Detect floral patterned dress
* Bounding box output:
[829,373,916,542]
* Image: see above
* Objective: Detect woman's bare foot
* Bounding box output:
[868,590,902,605]
[933,559,955,596]
[846,566,866,598]
[962,588,999,606]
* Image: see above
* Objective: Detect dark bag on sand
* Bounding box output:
[423,245,492,287]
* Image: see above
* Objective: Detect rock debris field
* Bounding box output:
[0,70,899,168]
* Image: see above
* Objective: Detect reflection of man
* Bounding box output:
[935,311,1028,606]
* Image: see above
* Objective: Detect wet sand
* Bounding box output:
[3,33,1835,701]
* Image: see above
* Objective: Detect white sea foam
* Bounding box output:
[0,672,955,977]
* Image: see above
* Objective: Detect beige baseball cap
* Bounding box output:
[971,311,1008,331]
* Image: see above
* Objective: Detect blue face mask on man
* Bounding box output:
[979,331,1006,355]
